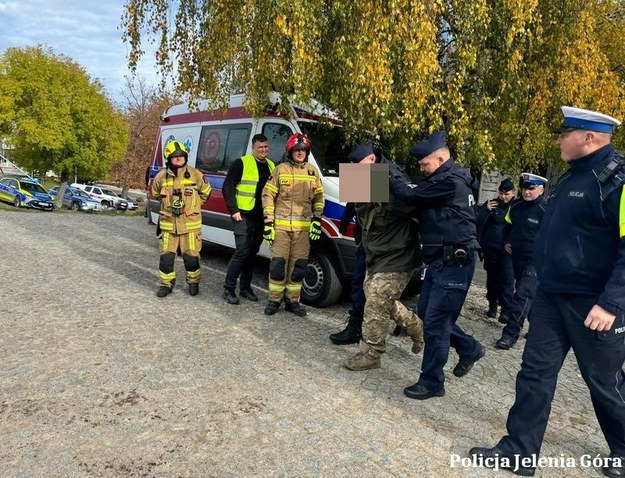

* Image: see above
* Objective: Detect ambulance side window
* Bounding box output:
[196,124,252,173]
[263,123,293,165]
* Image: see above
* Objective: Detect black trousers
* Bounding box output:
[483,248,514,311]
[349,244,367,327]
[501,259,538,340]
[224,216,264,292]
[498,288,625,458]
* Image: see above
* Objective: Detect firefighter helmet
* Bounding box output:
[163,140,189,162]
[285,133,311,159]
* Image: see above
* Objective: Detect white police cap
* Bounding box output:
[555,106,621,134]
[520,173,548,187]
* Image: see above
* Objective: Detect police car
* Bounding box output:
[0,176,54,210]
[49,186,102,212]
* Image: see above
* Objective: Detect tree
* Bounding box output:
[109,76,176,197]
[0,45,128,203]
[122,0,625,172]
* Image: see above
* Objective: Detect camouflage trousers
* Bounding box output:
[360,270,418,356]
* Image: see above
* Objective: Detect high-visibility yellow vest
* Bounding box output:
[236,154,275,212]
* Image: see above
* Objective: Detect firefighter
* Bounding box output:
[262,133,325,316]
[152,139,212,297]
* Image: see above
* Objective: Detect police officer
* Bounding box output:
[475,179,516,322]
[494,173,547,350]
[470,106,625,478]
[152,139,212,297]
[329,201,366,345]
[390,130,485,400]
[222,134,275,304]
[342,142,424,371]
[261,133,324,316]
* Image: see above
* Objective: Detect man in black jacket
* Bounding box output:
[390,130,485,400]
[475,179,516,322]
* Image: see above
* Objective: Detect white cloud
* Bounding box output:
[0,0,163,103]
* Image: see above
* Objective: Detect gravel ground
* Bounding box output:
[0,211,612,477]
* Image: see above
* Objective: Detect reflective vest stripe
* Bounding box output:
[236,154,275,211]
[618,186,625,239]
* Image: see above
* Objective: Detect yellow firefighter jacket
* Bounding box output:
[262,160,325,231]
[152,165,212,234]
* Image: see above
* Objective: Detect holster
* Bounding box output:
[443,245,472,267]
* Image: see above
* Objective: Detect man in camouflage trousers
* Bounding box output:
[343,142,424,371]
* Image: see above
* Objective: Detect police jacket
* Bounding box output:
[354,154,420,274]
[503,196,546,264]
[222,155,274,222]
[476,198,511,251]
[390,159,478,263]
[152,165,212,234]
[534,144,625,315]
[262,160,324,231]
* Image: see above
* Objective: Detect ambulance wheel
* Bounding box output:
[302,250,343,308]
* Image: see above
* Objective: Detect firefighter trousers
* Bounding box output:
[268,229,310,303]
[158,230,202,287]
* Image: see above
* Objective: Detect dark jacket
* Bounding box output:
[476,198,511,251]
[503,196,546,264]
[355,155,420,275]
[390,159,478,263]
[534,144,625,315]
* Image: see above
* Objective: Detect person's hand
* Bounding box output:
[487,200,497,211]
[232,212,242,221]
[504,243,512,254]
[263,222,275,245]
[309,218,322,241]
[584,305,616,332]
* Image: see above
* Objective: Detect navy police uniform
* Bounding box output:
[497,175,547,346]
[475,179,515,319]
[470,106,625,477]
[390,131,484,398]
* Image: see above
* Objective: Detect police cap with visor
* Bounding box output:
[409,130,447,161]
[554,106,621,134]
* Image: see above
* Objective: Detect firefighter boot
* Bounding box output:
[343,346,381,371]
[329,318,362,345]
[188,283,199,296]
[486,302,498,318]
[285,299,307,317]
[264,300,282,316]
[156,286,172,298]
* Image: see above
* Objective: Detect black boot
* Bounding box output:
[188,283,199,296]
[156,286,172,298]
[486,302,498,318]
[329,320,362,345]
[498,308,510,324]
[264,300,281,316]
[285,300,307,317]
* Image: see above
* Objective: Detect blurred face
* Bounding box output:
[252,140,269,161]
[358,153,376,164]
[556,129,591,162]
[170,154,186,166]
[521,185,543,201]
[292,148,307,163]
[498,189,516,203]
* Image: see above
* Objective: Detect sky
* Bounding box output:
[0,0,160,105]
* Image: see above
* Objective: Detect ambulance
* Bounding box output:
[147,94,358,307]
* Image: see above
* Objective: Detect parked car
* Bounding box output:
[70,183,128,210]
[125,198,140,211]
[49,186,102,212]
[99,188,132,211]
[0,177,54,210]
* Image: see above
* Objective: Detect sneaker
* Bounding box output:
[223,289,240,305]
[264,300,281,315]
[156,286,172,298]
[343,351,381,371]
[285,300,307,317]
[239,288,259,302]
[188,283,199,296]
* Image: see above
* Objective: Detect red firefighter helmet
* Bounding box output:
[285,133,311,159]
